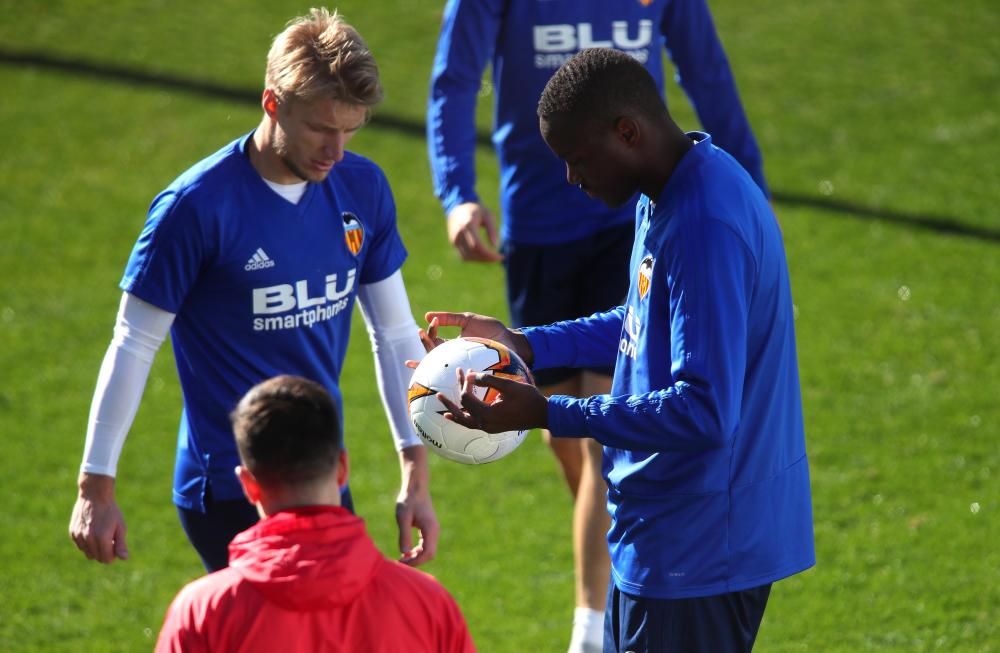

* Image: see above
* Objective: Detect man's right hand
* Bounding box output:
[446,202,503,263]
[69,472,129,563]
[420,311,533,367]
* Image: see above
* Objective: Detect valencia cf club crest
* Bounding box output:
[342,212,364,255]
[637,255,654,300]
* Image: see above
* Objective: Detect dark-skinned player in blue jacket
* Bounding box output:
[428,4,769,649]
[421,48,813,653]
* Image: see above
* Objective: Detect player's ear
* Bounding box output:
[614,116,640,147]
[236,465,262,505]
[336,449,349,488]
[262,89,279,119]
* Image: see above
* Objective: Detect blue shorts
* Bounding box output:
[178,481,355,572]
[502,222,633,387]
[605,582,772,653]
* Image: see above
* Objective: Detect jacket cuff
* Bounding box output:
[547,395,590,437]
[522,327,563,371]
[441,188,480,216]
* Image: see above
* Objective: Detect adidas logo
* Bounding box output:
[244,247,276,271]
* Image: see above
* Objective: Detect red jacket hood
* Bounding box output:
[227,506,383,611]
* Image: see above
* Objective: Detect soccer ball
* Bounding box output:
[408,337,534,464]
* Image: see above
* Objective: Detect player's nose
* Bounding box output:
[325,134,346,163]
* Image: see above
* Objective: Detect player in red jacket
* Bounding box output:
[156,375,475,653]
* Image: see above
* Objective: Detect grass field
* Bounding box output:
[1,1,998,651]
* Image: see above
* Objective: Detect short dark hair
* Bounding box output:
[231,375,342,489]
[537,48,666,126]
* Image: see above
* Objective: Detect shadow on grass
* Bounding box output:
[3,47,996,244]
[770,191,999,243]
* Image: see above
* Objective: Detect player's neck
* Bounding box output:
[258,489,342,517]
[640,125,694,201]
[248,119,303,185]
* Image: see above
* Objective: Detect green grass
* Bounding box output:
[1,1,997,651]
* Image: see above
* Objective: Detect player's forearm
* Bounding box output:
[357,274,426,450]
[398,444,431,498]
[427,50,482,213]
[82,341,153,475]
[81,293,173,476]
[547,385,734,453]
[369,323,425,450]
[522,306,625,371]
[427,0,501,214]
[427,88,481,214]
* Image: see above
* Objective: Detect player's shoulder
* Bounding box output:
[164,135,249,198]
[329,150,390,187]
[659,138,768,247]
[145,135,249,224]
[325,151,396,224]
[150,137,244,212]
[374,557,457,602]
[169,568,247,614]
[673,138,760,215]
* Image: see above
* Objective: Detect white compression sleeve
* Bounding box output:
[356,271,427,451]
[80,293,174,476]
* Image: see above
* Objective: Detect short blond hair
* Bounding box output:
[265,8,383,109]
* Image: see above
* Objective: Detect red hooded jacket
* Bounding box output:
[156,506,476,652]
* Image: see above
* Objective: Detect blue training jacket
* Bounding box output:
[427,0,768,245]
[523,134,814,599]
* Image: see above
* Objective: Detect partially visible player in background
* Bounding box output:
[156,375,476,653]
[426,2,769,650]
[69,8,437,573]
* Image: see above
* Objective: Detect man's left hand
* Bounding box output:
[437,369,548,434]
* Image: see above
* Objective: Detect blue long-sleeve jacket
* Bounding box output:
[427,0,768,245]
[523,134,813,599]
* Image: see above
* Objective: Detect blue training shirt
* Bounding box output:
[121,133,407,511]
[524,134,814,598]
[428,0,768,246]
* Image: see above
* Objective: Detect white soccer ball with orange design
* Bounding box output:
[408,337,534,464]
